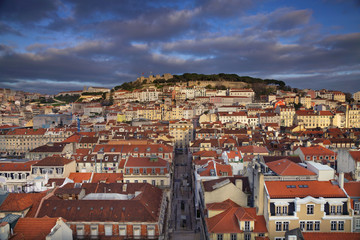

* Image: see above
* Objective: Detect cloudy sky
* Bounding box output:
[0,0,359,94]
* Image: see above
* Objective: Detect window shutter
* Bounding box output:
[270,203,275,216]
[288,202,295,216]
[343,202,348,215]
[325,202,329,215]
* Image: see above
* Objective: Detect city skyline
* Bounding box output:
[0,0,359,94]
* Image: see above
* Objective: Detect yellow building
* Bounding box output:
[346,104,360,128]
[295,110,333,129]
[205,200,268,240]
[116,113,126,122]
[264,180,352,240]
[169,119,194,149]
[275,106,295,127]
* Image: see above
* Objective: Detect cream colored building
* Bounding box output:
[346,104,360,128]
[264,180,352,240]
[275,106,295,127]
[295,110,333,129]
[169,119,194,149]
[353,91,360,102]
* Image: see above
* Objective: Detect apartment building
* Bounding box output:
[37,183,167,239]
[123,156,170,188]
[169,119,194,149]
[264,180,351,239]
[275,106,295,127]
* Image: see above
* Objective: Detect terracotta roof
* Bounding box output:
[237,146,268,154]
[206,206,267,233]
[199,161,232,177]
[262,156,302,163]
[33,156,74,166]
[29,143,68,153]
[265,180,347,198]
[302,232,360,240]
[344,182,360,197]
[266,159,316,176]
[0,161,39,172]
[0,192,46,216]
[7,128,46,136]
[125,156,168,168]
[349,150,360,162]
[68,172,92,183]
[46,178,65,187]
[13,217,60,240]
[37,183,162,222]
[298,145,336,156]
[91,173,123,183]
[61,134,82,143]
[206,199,240,211]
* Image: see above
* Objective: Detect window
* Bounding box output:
[105,225,112,236]
[314,221,320,231]
[355,219,360,230]
[147,225,155,237]
[152,180,156,186]
[337,205,342,214]
[231,233,237,240]
[330,205,336,214]
[331,221,337,231]
[119,225,126,236]
[90,225,98,236]
[143,180,147,183]
[217,234,223,240]
[276,222,282,231]
[151,168,156,174]
[306,222,313,231]
[143,168,147,174]
[76,225,84,236]
[300,221,305,231]
[133,168,139,174]
[283,222,289,231]
[126,168,130,174]
[338,221,344,231]
[244,234,250,240]
[307,205,314,214]
[133,226,141,236]
[276,206,281,215]
[355,202,360,211]
[282,206,288,215]
[244,221,250,231]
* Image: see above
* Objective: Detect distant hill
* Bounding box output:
[114,73,290,97]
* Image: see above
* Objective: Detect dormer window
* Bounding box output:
[146,147,151,152]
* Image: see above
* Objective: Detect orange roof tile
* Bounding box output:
[266,159,316,176]
[206,206,267,233]
[0,192,46,215]
[344,182,360,197]
[349,150,360,162]
[91,173,123,183]
[13,217,60,240]
[265,180,347,198]
[299,145,336,156]
[68,172,92,183]
[206,199,240,211]
[0,161,39,172]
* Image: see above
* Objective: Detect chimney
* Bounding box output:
[235,179,243,191]
[339,172,344,189]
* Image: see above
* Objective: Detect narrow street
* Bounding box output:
[169,151,200,240]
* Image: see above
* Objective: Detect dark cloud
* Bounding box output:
[0,0,359,93]
[0,22,23,36]
[196,0,254,17]
[0,0,58,23]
